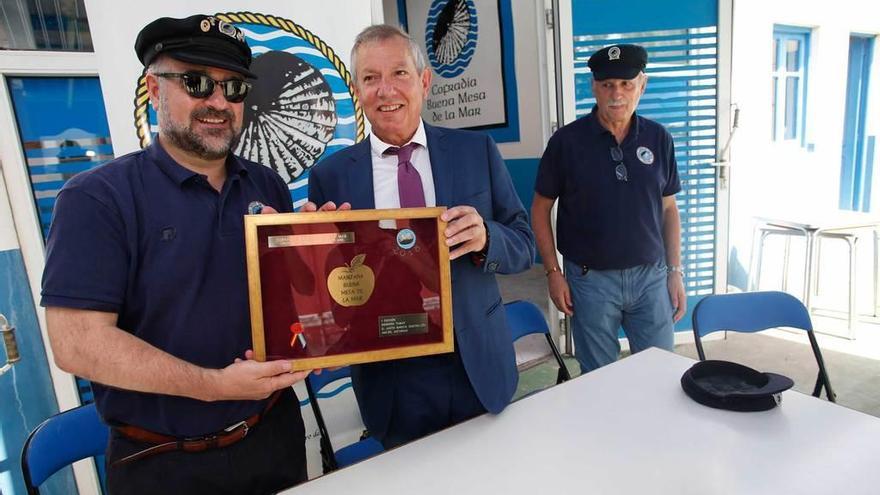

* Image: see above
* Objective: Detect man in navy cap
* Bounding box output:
[532,44,686,374]
[41,15,310,494]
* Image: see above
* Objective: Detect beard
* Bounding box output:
[159,94,242,160]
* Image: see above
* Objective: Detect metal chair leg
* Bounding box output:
[874,227,879,318]
[815,236,822,296]
[807,330,836,402]
[545,334,571,383]
[782,234,792,292]
[748,224,762,291]
[802,229,817,310]
[847,236,858,339]
[750,228,770,291]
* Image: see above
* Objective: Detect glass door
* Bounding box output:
[0,75,112,495]
[554,0,734,333]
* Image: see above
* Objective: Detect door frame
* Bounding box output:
[0,49,102,495]
[715,0,733,294]
[546,0,734,347]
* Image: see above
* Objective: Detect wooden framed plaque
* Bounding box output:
[245,207,453,371]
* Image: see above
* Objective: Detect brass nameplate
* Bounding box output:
[268,232,355,248]
[378,313,429,337]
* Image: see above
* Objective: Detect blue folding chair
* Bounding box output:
[21,403,109,494]
[505,300,571,386]
[305,367,384,473]
[692,291,836,402]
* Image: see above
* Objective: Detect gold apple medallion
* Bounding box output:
[327,254,376,307]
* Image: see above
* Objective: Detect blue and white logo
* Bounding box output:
[232,17,363,209]
[608,46,621,60]
[637,146,655,165]
[425,0,478,78]
[397,229,417,250]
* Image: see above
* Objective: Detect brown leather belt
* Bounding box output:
[112,391,282,465]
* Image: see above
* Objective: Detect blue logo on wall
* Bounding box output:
[425,0,478,78]
[134,12,364,209]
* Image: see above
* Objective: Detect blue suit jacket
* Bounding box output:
[308,123,535,438]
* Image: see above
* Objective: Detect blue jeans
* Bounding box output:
[565,258,674,374]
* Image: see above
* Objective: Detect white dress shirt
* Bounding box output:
[368,120,436,209]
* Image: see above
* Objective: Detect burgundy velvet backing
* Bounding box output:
[257,218,445,360]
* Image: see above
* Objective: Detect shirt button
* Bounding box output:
[487,261,499,272]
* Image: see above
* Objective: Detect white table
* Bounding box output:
[285,348,880,495]
[751,213,880,338]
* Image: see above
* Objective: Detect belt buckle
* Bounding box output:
[224,420,249,438]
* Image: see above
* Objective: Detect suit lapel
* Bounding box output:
[346,139,375,209]
[425,123,453,207]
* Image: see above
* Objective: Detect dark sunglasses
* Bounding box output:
[154,72,252,103]
[610,146,628,182]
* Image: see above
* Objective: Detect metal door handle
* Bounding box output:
[0,313,20,376]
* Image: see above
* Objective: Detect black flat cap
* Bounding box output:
[135,14,256,78]
[588,44,647,81]
[681,360,794,412]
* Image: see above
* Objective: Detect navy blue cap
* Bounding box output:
[588,44,648,81]
[135,15,256,78]
[681,360,795,412]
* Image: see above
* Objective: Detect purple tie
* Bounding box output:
[386,143,426,208]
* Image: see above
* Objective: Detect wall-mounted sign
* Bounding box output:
[406,0,509,132]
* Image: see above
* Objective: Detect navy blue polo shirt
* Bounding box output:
[41,139,293,437]
[535,106,680,270]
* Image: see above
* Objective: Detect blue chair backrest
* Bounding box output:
[308,366,352,395]
[504,300,551,342]
[692,290,835,402]
[22,403,109,492]
[693,291,813,337]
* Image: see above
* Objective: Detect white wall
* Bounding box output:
[727,0,880,290]
[496,0,552,159]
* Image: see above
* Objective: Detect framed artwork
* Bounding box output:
[245,207,453,370]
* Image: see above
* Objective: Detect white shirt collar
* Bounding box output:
[369,120,428,157]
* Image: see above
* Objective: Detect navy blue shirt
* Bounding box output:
[41,140,293,437]
[535,106,680,270]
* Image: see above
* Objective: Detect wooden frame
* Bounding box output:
[245,207,453,371]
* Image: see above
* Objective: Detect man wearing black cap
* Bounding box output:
[532,44,686,374]
[41,15,310,493]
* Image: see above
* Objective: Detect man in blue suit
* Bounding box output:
[305,24,535,448]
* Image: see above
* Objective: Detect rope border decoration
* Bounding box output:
[132,11,365,148]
